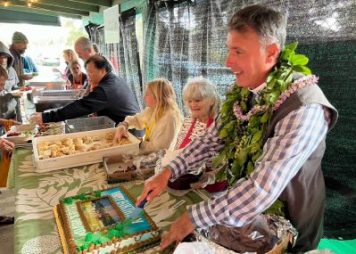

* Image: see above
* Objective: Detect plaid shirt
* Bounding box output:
[167,104,329,228]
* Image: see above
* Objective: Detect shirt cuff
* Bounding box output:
[187,201,218,229]
[166,154,188,180]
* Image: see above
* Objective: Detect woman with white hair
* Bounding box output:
[168,77,227,192]
[175,76,219,148]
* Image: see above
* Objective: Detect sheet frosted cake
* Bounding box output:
[54,187,160,254]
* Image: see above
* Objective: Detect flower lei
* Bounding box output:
[213,42,316,215]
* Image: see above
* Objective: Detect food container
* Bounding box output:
[33,96,77,112]
[103,151,164,184]
[28,81,66,90]
[36,122,66,136]
[35,89,85,98]
[2,124,35,145]
[32,128,140,172]
[65,116,116,133]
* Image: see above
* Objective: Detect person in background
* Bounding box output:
[0,137,15,225]
[74,37,116,73]
[62,49,79,79]
[74,36,97,62]
[0,67,17,127]
[0,67,19,189]
[9,31,32,87]
[0,41,19,92]
[67,61,87,90]
[114,78,183,154]
[22,55,39,76]
[167,76,226,192]
[92,43,100,54]
[30,55,140,126]
[137,4,338,253]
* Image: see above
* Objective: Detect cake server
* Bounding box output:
[127,196,148,220]
[127,190,153,220]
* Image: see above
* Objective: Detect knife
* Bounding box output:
[126,193,150,220]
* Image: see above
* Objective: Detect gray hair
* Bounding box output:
[228,4,287,49]
[183,76,220,118]
[75,36,93,51]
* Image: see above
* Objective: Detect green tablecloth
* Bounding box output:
[9,149,206,254]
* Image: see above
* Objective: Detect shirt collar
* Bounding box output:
[249,82,267,94]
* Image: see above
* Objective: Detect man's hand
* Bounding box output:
[22,74,33,80]
[160,212,195,250]
[136,168,172,205]
[30,113,43,124]
[0,138,15,152]
[8,119,21,125]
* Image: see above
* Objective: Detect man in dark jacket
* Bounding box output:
[30,55,140,125]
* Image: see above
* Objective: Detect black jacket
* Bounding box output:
[42,72,140,124]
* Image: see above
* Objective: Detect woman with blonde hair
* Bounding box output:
[114,78,183,154]
[67,61,87,90]
[62,49,78,79]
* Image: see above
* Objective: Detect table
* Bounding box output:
[8,148,208,254]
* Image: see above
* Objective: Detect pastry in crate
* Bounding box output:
[37,135,132,160]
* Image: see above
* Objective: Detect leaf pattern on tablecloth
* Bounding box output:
[13,149,205,253]
[16,164,108,221]
[21,234,61,254]
[16,154,36,174]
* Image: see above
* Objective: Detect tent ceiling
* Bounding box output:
[0,0,113,25]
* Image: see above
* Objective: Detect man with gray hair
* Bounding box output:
[137,4,338,253]
[74,36,96,61]
[74,36,117,73]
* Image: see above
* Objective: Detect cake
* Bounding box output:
[54,187,160,254]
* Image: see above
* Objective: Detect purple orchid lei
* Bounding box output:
[233,75,318,122]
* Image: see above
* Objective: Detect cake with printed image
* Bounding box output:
[54,187,160,254]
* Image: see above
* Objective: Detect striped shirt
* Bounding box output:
[167,103,329,228]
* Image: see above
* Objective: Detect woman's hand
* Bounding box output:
[29,113,43,125]
[8,119,21,126]
[113,124,128,143]
[0,138,15,152]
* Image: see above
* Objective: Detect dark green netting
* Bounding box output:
[297,41,356,239]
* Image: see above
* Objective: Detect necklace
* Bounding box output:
[73,73,83,89]
[213,42,315,215]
